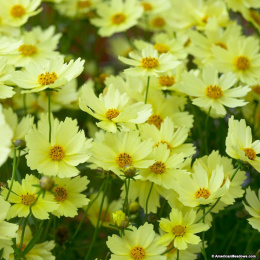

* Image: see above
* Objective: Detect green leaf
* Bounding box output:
[21,228,43,257]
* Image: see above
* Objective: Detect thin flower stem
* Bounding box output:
[85,174,109,260]
[6,148,17,201]
[145,182,154,221]
[123,178,130,217]
[48,90,52,143]
[195,165,240,224]
[202,208,207,260]
[19,216,28,252]
[144,76,150,104]
[205,106,211,155]
[70,180,106,242]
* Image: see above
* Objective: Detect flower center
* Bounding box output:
[49,145,65,161]
[149,161,166,174]
[78,0,92,8]
[202,15,210,23]
[195,187,211,199]
[206,85,223,99]
[111,13,126,25]
[214,42,227,50]
[154,43,170,54]
[10,5,26,18]
[154,140,172,150]
[243,148,256,160]
[106,108,120,120]
[147,114,164,129]
[141,57,159,68]
[235,56,250,71]
[252,85,260,95]
[172,225,186,236]
[116,153,133,168]
[130,246,146,260]
[250,10,260,25]
[38,72,58,86]
[152,17,166,28]
[159,76,175,86]
[18,44,38,56]
[141,3,153,11]
[54,186,68,202]
[21,193,35,205]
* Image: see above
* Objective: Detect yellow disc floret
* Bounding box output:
[141,3,153,11]
[206,85,223,99]
[106,108,120,120]
[54,186,68,202]
[214,42,227,50]
[18,44,38,56]
[38,72,58,86]
[116,153,133,168]
[141,57,159,68]
[151,17,165,28]
[154,43,170,54]
[49,145,65,161]
[159,76,175,86]
[111,13,126,25]
[244,148,256,160]
[21,193,35,205]
[252,85,260,95]
[130,246,146,260]
[154,140,172,150]
[147,114,164,129]
[10,5,26,18]
[172,225,186,236]
[78,0,92,8]
[149,161,166,174]
[195,188,211,199]
[235,56,250,71]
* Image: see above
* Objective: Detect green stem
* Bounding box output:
[70,180,106,242]
[205,107,211,155]
[85,175,109,260]
[144,76,150,104]
[48,90,52,143]
[123,178,130,217]
[19,217,28,252]
[6,148,17,201]
[145,182,154,221]
[202,208,207,260]
[196,165,240,224]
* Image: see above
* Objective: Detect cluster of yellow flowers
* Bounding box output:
[0,0,260,259]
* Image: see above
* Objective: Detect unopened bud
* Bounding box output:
[124,165,136,178]
[129,201,140,213]
[112,210,129,229]
[40,176,54,191]
[14,139,26,149]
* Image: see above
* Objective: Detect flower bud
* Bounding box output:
[129,201,140,213]
[112,210,129,229]
[124,165,136,178]
[40,176,54,191]
[14,139,26,149]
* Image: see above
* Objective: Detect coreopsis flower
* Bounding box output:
[193,151,246,207]
[79,83,152,133]
[9,226,55,260]
[3,108,34,156]
[107,223,167,260]
[51,176,90,218]
[1,0,42,27]
[188,18,242,66]
[2,174,59,220]
[139,143,185,189]
[139,0,171,15]
[119,46,181,77]
[158,208,209,250]
[140,117,195,157]
[0,37,21,56]
[0,196,18,260]
[8,26,62,67]
[180,66,250,116]
[91,130,154,177]
[87,192,123,228]
[112,210,129,229]
[226,116,260,172]
[0,104,13,167]
[91,0,143,37]
[11,57,85,93]
[0,57,15,99]
[174,163,230,207]
[25,114,92,178]
[212,36,260,85]
[243,187,260,232]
